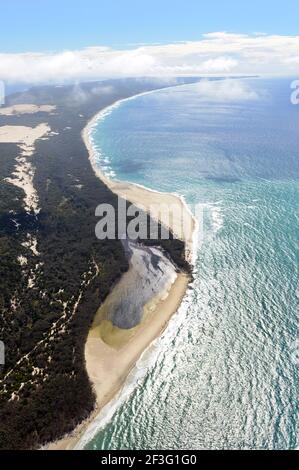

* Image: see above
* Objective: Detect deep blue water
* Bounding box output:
[86,78,299,449]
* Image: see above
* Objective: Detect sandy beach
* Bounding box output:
[49,271,190,450]
[47,94,196,450]
[83,94,196,262]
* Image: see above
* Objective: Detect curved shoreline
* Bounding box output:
[48,88,197,450]
[83,88,198,262]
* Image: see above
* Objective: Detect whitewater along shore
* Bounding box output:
[47,92,197,450]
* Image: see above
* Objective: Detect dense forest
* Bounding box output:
[0,78,194,449]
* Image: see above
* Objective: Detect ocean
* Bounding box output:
[85,78,298,450]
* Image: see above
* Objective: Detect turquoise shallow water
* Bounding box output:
[86,78,299,449]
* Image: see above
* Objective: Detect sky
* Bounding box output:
[1,0,299,52]
[0,0,299,83]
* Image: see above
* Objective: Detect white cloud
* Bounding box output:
[284,56,299,64]
[200,57,238,72]
[194,79,259,102]
[0,32,298,84]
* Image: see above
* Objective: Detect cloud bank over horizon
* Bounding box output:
[194,79,260,102]
[1,32,299,84]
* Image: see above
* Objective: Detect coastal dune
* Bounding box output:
[0,104,56,116]
[0,123,51,213]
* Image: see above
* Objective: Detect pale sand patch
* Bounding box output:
[6,156,39,212]
[0,123,50,147]
[0,104,56,116]
[2,123,51,213]
[17,255,28,266]
[22,234,40,256]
